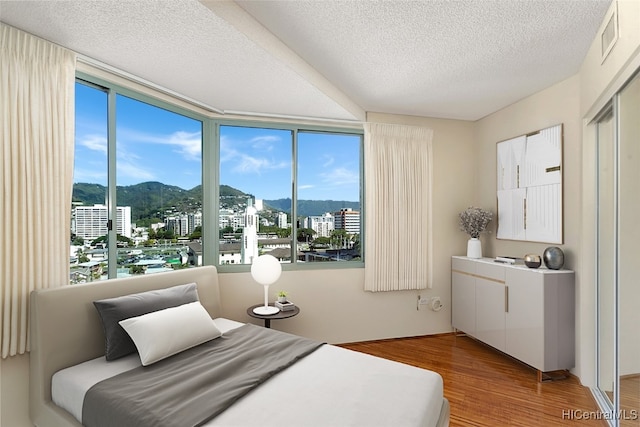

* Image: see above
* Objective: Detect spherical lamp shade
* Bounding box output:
[251,255,281,315]
[251,254,282,285]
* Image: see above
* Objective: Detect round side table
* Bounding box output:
[246,303,300,328]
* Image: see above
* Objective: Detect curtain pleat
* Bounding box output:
[1,24,76,357]
[363,123,433,292]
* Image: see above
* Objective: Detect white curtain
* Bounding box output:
[364,123,433,292]
[0,24,76,357]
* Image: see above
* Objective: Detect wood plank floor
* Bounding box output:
[340,334,607,426]
[620,375,640,427]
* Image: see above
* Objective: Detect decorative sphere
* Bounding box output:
[524,254,542,269]
[250,254,282,285]
[543,247,564,270]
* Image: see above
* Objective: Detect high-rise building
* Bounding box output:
[241,199,259,264]
[164,212,202,236]
[164,216,181,236]
[189,212,202,234]
[73,204,132,241]
[305,212,334,237]
[277,212,288,229]
[333,208,360,235]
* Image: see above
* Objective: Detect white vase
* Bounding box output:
[467,238,482,258]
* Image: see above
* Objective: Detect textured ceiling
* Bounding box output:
[0,0,611,122]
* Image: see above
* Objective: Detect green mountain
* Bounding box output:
[72,182,359,220]
[73,182,203,221]
[264,198,360,217]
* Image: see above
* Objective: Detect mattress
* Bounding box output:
[52,318,446,427]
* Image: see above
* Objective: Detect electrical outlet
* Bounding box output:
[430,297,443,311]
[418,297,430,305]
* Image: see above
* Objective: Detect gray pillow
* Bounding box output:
[93,283,199,361]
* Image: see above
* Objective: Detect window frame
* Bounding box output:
[75,72,364,276]
[214,121,365,273]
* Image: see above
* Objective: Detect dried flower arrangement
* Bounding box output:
[459,206,493,239]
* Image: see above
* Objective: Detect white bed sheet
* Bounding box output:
[51,318,244,422]
[52,318,445,427]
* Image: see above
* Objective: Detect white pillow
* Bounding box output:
[119,301,221,366]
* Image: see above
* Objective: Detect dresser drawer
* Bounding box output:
[475,261,505,282]
[452,257,475,274]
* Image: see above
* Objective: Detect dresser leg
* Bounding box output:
[538,369,570,382]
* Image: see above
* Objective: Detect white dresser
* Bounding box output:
[451,256,575,380]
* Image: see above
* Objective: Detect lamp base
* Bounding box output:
[253,305,280,315]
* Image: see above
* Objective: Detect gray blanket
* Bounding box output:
[82,324,323,427]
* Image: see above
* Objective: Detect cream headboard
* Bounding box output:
[29,265,221,427]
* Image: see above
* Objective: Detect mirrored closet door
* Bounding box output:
[616,71,640,427]
[596,106,615,410]
[595,71,640,427]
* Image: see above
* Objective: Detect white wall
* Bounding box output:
[580,0,640,118]
[1,354,30,427]
[473,75,588,380]
[468,0,640,388]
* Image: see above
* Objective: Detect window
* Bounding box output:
[72,82,109,282]
[297,131,361,262]
[71,78,204,283]
[219,126,293,265]
[218,125,362,267]
[71,74,363,281]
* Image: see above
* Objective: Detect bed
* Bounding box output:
[30,266,450,427]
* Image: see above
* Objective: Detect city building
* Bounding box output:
[277,212,288,229]
[73,204,132,241]
[164,211,202,237]
[241,200,259,264]
[333,208,360,235]
[304,212,334,238]
[219,208,246,231]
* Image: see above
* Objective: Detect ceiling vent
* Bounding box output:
[601,2,618,63]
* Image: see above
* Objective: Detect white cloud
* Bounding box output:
[250,135,281,150]
[118,128,202,162]
[168,131,201,161]
[320,167,359,186]
[220,135,289,175]
[233,154,288,174]
[321,155,335,168]
[117,161,156,181]
[78,134,107,154]
[111,143,157,182]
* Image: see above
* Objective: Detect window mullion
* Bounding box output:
[107,89,118,279]
[291,129,299,265]
[203,120,219,266]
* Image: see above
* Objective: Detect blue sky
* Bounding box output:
[74,83,360,201]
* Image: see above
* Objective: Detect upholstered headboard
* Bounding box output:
[29,265,221,427]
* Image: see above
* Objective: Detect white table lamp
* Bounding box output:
[251,254,281,315]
